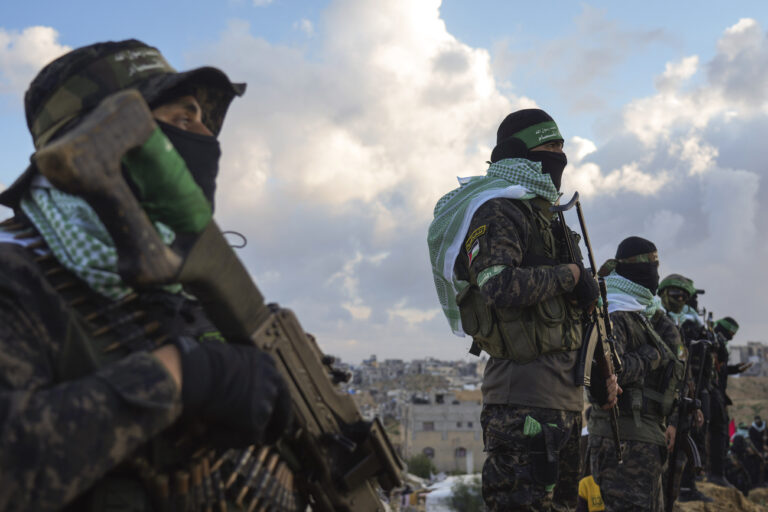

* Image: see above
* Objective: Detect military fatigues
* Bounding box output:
[0,215,253,511]
[454,197,583,511]
[710,331,737,480]
[588,310,679,512]
[652,311,690,506]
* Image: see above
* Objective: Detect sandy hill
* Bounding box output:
[727,376,768,426]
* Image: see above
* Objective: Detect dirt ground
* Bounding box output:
[673,482,768,511]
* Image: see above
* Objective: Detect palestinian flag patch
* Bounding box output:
[468,240,480,265]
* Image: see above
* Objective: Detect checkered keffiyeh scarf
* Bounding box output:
[604,271,660,318]
[427,158,560,335]
[21,183,179,300]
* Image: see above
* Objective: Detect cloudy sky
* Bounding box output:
[2,1,767,362]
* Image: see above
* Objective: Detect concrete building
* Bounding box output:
[402,390,485,473]
[730,342,768,377]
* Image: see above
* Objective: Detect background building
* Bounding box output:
[402,390,484,473]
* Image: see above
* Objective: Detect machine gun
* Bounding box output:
[551,193,623,463]
[33,90,403,511]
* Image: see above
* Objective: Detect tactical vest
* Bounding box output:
[5,216,295,512]
[456,198,583,363]
[619,312,686,423]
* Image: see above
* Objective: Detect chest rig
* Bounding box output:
[619,312,685,423]
[3,216,303,512]
[457,198,583,363]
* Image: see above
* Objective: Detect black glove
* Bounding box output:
[572,263,599,310]
[174,337,292,446]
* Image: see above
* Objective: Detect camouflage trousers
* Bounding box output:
[589,435,665,512]
[481,404,581,511]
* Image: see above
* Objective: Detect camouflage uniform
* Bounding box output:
[0,239,191,510]
[652,310,689,506]
[0,40,265,512]
[482,405,581,511]
[588,436,664,511]
[454,197,583,511]
[588,310,667,512]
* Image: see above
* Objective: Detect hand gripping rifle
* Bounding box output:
[664,337,710,511]
[551,193,623,464]
[33,90,403,511]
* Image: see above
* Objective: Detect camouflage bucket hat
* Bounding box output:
[1,39,245,208]
[658,273,696,296]
[25,39,245,148]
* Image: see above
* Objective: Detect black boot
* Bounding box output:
[678,487,714,503]
[707,474,735,488]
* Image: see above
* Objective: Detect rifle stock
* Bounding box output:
[34,90,403,511]
[558,198,623,464]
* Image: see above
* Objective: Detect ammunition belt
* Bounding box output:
[132,446,302,512]
[1,217,305,512]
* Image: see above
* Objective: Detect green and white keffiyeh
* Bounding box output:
[427,158,560,335]
[665,304,702,327]
[604,271,660,318]
[21,183,179,300]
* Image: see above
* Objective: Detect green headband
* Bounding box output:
[659,277,696,296]
[512,121,563,150]
[597,251,659,277]
[716,318,739,335]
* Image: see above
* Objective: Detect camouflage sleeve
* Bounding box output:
[610,311,661,388]
[459,198,576,308]
[653,313,682,357]
[0,289,182,510]
[652,313,685,425]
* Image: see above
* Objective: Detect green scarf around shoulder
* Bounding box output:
[427,158,560,335]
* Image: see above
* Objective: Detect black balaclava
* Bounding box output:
[526,151,567,191]
[490,108,567,190]
[714,316,739,341]
[615,236,660,294]
[157,120,221,210]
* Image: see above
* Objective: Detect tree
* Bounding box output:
[450,476,485,512]
[406,453,436,479]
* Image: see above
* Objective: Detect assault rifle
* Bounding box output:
[551,193,623,464]
[664,337,711,511]
[33,90,403,511]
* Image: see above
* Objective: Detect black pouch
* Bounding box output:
[528,422,563,487]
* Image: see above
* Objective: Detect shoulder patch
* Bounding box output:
[464,225,487,252]
[467,240,480,265]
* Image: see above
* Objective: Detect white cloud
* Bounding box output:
[0,26,69,95]
[387,299,440,326]
[654,55,698,93]
[563,141,670,198]
[252,0,273,6]
[5,6,766,360]
[327,250,389,322]
[187,7,768,357]
[643,210,685,250]
[569,136,597,163]
[293,19,314,37]
[184,0,531,360]
[574,18,768,345]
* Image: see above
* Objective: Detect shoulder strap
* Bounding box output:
[506,199,558,267]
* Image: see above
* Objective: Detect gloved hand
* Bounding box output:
[173,337,292,446]
[572,262,599,310]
